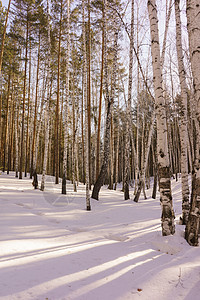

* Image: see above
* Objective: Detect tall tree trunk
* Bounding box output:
[72,74,77,192]
[82,0,91,210]
[3,73,11,172]
[108,111,114,189]
[19,17,29,179]
[152,136,158,199]
[31,32,40,179]
[41,0,51,191]
[134,7,140,195]
[91,0,118,200]
[114,84,120,190]
[134,0,172,202]
[55,2,62,185]
[25,42,31,177]
[96,17,104,181]
[62,0,70,194]
[32,75,46,188]
[124,0,134,200]
[14,77,20,177]
[148,0,175,236]
[87,0,91,188]
[185,0,200,246]
[175,0,190,225]
[7,80,14,174]
[81,72,85,185]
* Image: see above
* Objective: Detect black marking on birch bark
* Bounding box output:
[159,149,165,158]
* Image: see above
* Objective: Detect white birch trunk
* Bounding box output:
[185,0,200,246]
[133,0,171,202]
[124,0,134,200]
[148,0,175,236]
[175,0,190,224]
[160,0,172,68]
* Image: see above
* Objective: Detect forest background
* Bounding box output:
[0,0,200,247]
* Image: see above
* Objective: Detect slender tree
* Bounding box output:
[19,8,30,179]
[124,0,134,200]
[148,0,175,236]
[82,0,91,210]
[175,0,190,225]
[91,0,118,200]
[96,4,104,181]
[62,0,70,194]
[185,0,200,246]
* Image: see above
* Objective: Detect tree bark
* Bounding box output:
[25,41,31,177]
[41,0,51,191]
[91,0,118,200]
[62,0,70,194]
[55,2,63,185]
[82,0,91,210]
[148,0,175,236]
[175,0,190,225]
[96,19,104,181]
[185,0,200,246]
[30,32,40,179]
[19,17,29,179]
[124,0,134,200]
[87,0,91,188]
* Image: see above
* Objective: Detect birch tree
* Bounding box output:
[175,0,190,225]
[124,0,134,200]
[185,0,200,246]
[134,0,172,203]
[148,0,175,236]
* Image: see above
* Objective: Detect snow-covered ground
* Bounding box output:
[0,172,199,300]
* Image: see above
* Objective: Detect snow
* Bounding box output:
[0,172,200,300]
